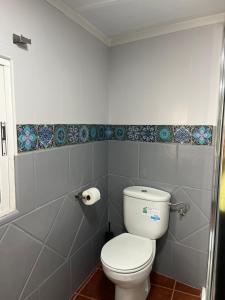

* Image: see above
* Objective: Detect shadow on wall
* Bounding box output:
[108,140,213,288]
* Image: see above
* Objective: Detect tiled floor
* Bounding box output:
[71,266,201,300]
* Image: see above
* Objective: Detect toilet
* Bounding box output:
[101,186,171,300]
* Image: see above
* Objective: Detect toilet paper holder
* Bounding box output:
[75,192,91,201]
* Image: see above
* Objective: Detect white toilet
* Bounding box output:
[101,186,171,300]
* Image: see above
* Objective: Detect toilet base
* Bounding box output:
[115,278,150,300]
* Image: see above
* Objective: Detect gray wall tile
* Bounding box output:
[140,143,178,185]
[108,175,134,218]
[132,178,178,194]
[39,262,71,300]
[109,202,125,236]
[181,226,210,252]
[177,145,214,190]
[108,141,139,177]
[46,195,83,257]
[184,187,212,219]
[153,238,174,279]
[15,153,36,214]
[173,243,208,287]
[35,148,69,207]
[22,247,64,299]
[24,290,39,300]
[69,144,92,191]
[1,142,109,300]
[0,225,8,240]
[0,225,42,300]
[1,138,215,298]
[169,188,208,240]
[93,141,108,180]
[70,239,96,292]
[92,226,107,267]
[14,197,62,242]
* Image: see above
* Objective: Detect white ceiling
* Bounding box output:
[63,0,225,36]
[47,0,225,45]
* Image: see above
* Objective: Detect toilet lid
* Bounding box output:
[101,233,154,273]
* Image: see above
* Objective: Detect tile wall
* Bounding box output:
[108,141,214,288]
[17,125,213,153]
[0,125,215,300]
[0,141,108,300]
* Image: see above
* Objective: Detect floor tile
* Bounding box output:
[79,269,114,300]
[147,285,173,300]
[150,272,175,289]
[175,282,201,296]
[73,295,95,300]
[76,269,97,293]
[173,291,201,300]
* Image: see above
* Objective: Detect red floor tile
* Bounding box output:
[175,282,201,296]
[72,294,94,300]
[150,272,175,289]
[79,269,114,300]
[147,285,173,300]
[75,267,201,300]
[173,291,201,300]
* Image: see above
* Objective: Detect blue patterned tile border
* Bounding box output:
[17,124,214,152]
[17,125,38,152]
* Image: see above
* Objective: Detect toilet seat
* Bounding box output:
[101,233,155,274]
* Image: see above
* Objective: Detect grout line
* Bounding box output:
[151,284,174,291]
[173,280,176,290]
[76,266,99,294]
[77,293,97,300]
[174,290,201,297]
[170,280,176,300]
[67,215,84,258]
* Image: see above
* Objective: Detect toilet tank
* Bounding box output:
[123,186,171,240]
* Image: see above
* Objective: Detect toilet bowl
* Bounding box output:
[101,233,156,300]
[101,186,171,300]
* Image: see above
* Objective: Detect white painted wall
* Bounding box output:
[108,24,224,125]
[0,0,109,124]
[0,1,223,126]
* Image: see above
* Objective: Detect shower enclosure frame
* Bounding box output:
[206,25,225,300]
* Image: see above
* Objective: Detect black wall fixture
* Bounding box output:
[13,34,31,49]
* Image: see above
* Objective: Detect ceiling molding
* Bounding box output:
[78,0,124,12]
[46,0,111,46]
[110,12,225,47]
[45,0,225,48]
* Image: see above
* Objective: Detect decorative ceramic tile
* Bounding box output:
[89,125,98,141]
[192,126,212,145]
[54,125,68,147]
[16,124,214,153]
[105,126,114,140]
[38,125,54,149]
[173,126,192,144]
[68,125,79,145]
[79,125,89,143]
[17,125,38,152]
[140,125,156,142]
[127,125,141,141]
[156,126,173,143]
[97,125,105,141]
[113,126,127,140]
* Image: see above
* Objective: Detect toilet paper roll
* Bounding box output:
[82,187,101,206]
